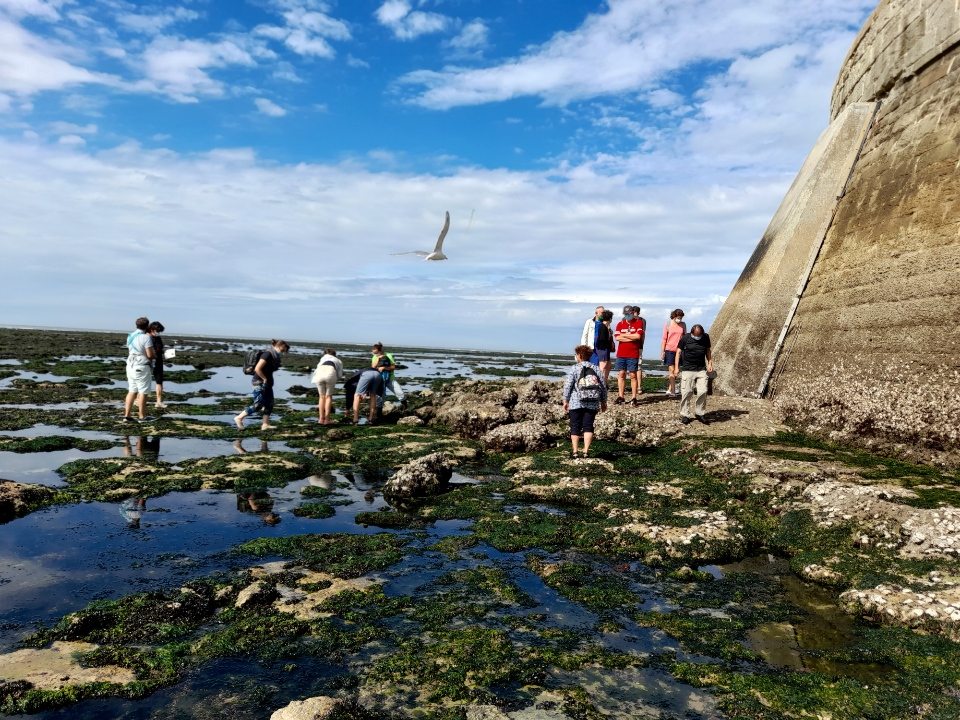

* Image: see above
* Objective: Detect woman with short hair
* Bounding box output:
[661,309,686,397]
[595,310,615,384]
[147,321,167,408]
[235,339,289,431]
[562,344,608,459]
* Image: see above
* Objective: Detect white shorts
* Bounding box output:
[313,366,338,396]
[126,364,152,394]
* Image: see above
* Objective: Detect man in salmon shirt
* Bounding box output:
[613,305,645,407]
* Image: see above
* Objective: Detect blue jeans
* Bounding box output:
[245,383,274,415]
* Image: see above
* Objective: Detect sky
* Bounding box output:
[0,0,878,353]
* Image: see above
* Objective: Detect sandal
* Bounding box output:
[571,450,580,459]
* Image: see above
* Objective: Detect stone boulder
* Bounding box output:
[270,696,342,720]
[383,452,453,499]
[482,421,552,453]
[235,581,279,609]
[0,480,56,523]
[396,416,424,427]
[435,401,512,439]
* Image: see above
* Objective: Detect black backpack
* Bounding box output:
[243,349,264,375]
[575,365,603,401]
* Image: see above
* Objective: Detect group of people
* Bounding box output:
[565,304,714,458]
[123,317,168,422]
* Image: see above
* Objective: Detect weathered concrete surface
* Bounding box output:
[709,102,877,396]
[771,0,960,455]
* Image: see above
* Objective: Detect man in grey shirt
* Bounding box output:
[123,316,156,422]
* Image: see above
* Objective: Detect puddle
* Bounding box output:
[721,555,895,680]
[0,436,295,486]
[504,504,567,516]
[1,424,118,441]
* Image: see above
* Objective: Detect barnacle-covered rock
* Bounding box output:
[481,421,552,453]
[383,452,453,499]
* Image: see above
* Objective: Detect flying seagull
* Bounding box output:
[393,211,450,261]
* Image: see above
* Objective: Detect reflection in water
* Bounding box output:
[306,473,336,491]
[236,491,281,526]
[119,497,146,529]
[123,435,161,461]
[233,438,269,454]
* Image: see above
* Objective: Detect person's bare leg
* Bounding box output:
[261,413,275,430]
[317,394,323,423]
[600,361,611,384]
[617,370,626,400]
[124,392,136,417]
[571,435,580,456]
[667,368,676,395]
[324,395,333,423]
[353,394,362,423]
[136,394,147,419]
[629,372,638,400]
[638,367,644,394]
[155,383,163,406]
[367,396,376,424]
[582,431,594,456]
[235,410,247,429]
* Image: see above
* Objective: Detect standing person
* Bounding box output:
[613,305,645,407]
[674,324,714,425]
[311,348,344,425]
[595,310,615,385]
[580,306,605,361]
[352,366,383,425]
[371,343,406,410]
[148,321,167,408]
[123,317,156,423]
[562,345,608,459]
[660,309,686,397]
[632,306,647,393]
[234,340,289,431]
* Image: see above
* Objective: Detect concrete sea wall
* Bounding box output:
[713,0,960,459]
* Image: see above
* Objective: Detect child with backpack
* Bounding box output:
[561,344,608,459]
[234,340,289,431]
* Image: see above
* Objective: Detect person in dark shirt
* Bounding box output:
[674,324,714,424]
[235,339,289,431]
[148,321,167,408]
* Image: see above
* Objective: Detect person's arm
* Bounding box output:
[254,358,269,383]
[336,359,344,381]
[371,357,379,368]
[561,370,574,410]
[674,340,682,375]
[661,324,668,358]
[706,347,713,373]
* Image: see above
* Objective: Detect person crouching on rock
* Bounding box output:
[353,366,384,425]
[562,345,608,459]
[235,340,289,431]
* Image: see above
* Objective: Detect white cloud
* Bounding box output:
[399,0,875,108]
[0,137,778,349]
[56,133,84,145]
[375,0,451,41]
[140,36,255,102]
[346,54,369,68]
[0,92,10,111]
[446,19,489,57]
[115,7,200,35]
[254,97,286,116]
[0,0,63,21]
[254,5,350,58]
[0,18,116,95]
[49,121,97,134]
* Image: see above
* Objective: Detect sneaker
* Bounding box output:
[155,402,168,408]
[614,396,625,405]
[696,415,710,425]
[121,415,134,423]
[138,416,155,423]
[681,416,693,425]
[630,398,639,407]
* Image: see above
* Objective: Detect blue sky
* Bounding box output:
[0,0,876,352]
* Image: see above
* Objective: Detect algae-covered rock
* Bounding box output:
[464,705,510,720]
[383,452,453,499]
[235,581,279,609]
[0,479,56,522]
[481,421,551,453]
[396,415,424,427]
[270,696,341,720]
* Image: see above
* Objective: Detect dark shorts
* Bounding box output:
[593,349,610,363]
[614,357,639,372]
[663,351,676,368]
[153,366,164,384]
[569,407,597,436]
[245,383,275,415]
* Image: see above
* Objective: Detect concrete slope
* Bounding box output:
[709,102,878,397]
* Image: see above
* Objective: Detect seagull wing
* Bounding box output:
[392,251,430,256]
[432,211,450,254]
